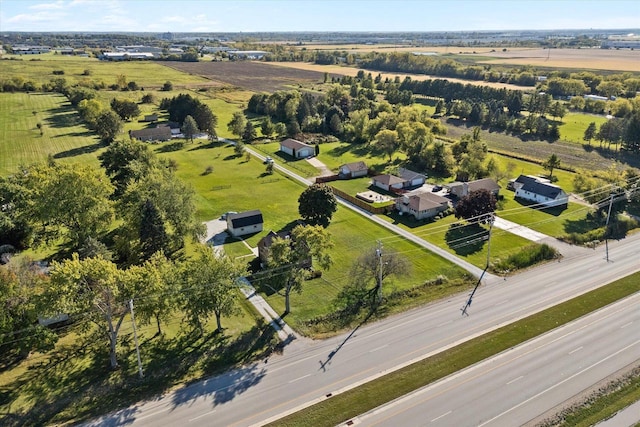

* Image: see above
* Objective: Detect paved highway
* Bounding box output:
[83,232,640,427]
[353,292,640,426]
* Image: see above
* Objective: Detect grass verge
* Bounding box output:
[266,270,640,427]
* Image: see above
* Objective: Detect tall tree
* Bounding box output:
[265,225,333,314]
[180,245,246,333]
[375,129,399,162]
[298,184,338,227]
[182,114,199,144]
[542,153,561,181]
[139,199,169,261]
[98,138,156,197]
[350,246,411,303]
[583,122,597,146]
[227,111,247,140]
[18,163,114,249]
[261,117,275,138]
[95,110,123,143]
[110,98,140,121]
[454,189,497,224]
[46,255,130,369]
[242,121,257,143]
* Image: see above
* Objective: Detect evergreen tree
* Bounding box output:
[139,199,169,261]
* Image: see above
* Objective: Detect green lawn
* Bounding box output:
[317,141,406,173]
[559,112,608,144]
[0,92,102,174]
[250,142,323,178]
[0,54,210,89]
[498,197,595,237]
[486,152,577,193]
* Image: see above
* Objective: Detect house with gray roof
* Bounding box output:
[226,210,264,237]
[398,167,427,187]
[447,178,501,199]
[339,161,368,178]
[513,175,568,207]
[396,191,451,220]
[129,126,172,142]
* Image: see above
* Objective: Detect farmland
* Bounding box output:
[164,61,342,93]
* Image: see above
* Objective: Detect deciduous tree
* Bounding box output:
[227,111,247,140]
[298,184,338,227]
[95,110,123,143]
[454,189,497,224]
[182,115,199,144]
[542,153,561,181]
[98,138,156,197]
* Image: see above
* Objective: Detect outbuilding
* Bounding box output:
[279,139,314,159]
[226,210,264,237]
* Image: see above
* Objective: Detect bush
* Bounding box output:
[52,70,65,75]
[202,165,214,175]
[493,243,559,272]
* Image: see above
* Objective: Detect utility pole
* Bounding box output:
[376,240,383,303]
[605,192,614,262]
[461,214,494,316]
[129,299,144,379]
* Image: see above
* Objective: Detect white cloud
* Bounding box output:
[29,1,66,10]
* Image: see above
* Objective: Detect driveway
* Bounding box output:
[305,156,334,177]
[202,218,228,255]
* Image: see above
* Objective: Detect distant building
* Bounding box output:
[129,127,172,142]
[228,50,267,59]
[398,167,427,187]
[12,45,51,54]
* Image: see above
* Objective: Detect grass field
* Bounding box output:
[0,92,102,174]
[498,198,594,237]
[559,112,608,144]
[0,54,211,89]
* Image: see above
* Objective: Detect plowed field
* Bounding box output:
[163,61,342,92]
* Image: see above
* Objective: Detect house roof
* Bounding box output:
[515,175,565,199]
[130,126,172,141]
[228,210,263,228]
[258,230,290,248]
[406,193,450,211]
[373,174,406,186]
[398,167,426,182]
[447,178,501,193]
[280,138,313,151]
[341,161,368,173]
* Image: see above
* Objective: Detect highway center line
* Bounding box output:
[369,344,389,353]
[289,374,312,384]
[621,321,633,329]
[568,346,583,354]
[188,409,216,422]
[506,375,524,385]
[431,410,452,422]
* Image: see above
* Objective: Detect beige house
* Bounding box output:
[396,192,451,220]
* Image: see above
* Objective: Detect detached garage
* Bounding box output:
[279,138,314,159]
[226,210,264,237]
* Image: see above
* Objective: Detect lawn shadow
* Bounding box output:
[53,141,104,159]
[445,223,487,255]
[513,197,568,217]
[386,210,437,229]
[45,105,82,128]
[155,141,186,153]
[188,140,224,151]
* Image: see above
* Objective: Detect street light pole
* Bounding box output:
[376,240,383,303]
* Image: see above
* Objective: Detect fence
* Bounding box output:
[330,186,395,215]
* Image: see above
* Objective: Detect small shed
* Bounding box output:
[339,161,368,178]
[280,138,314,159]
[226,210,264,237]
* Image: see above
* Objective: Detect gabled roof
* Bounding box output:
[258,230,290,248]
[280,138,313,150]
[405,192,450,211]
[341,161,368,173]
[515,175,565,199]
[130,126,172,141]
[228,210,263,228]
[468,178,501,193]
[373,174,406,186]
[398,167,426,181]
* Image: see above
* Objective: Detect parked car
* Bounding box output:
[221,211,237,220]
[432,185,443,192]
[264,156,274,164]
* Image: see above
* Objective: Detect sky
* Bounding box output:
[1,0,639,33]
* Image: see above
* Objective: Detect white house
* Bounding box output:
[339,161,368,178]
[226,210,264,237]
[396,192,450,220]
[279,139,314,159]
[513,175,569,207]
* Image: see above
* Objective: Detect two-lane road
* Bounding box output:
[354,292,640,426]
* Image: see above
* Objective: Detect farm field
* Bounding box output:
[0,92,102,174]
[477,47,640,72]
[164,61,341,93]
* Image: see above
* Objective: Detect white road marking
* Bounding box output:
[507,375,523,385]
[569,346,583,355]
[438,320,453,327]
[369,344,389,353]
[189,409,216,422]
[494,299,509,306]
[431,410,452,422]
[621,322,633,329]
[288,374,311,384]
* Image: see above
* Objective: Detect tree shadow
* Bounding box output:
[188,140,225,151]
[45,105,82,128]
[155,142,185,153]
[53,141,104,159]
[512,198,567,216]
[444,223,487,255]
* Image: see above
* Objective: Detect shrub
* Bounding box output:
[493,243,559,272]
[202,165,214,175]
[52,70,65,75]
